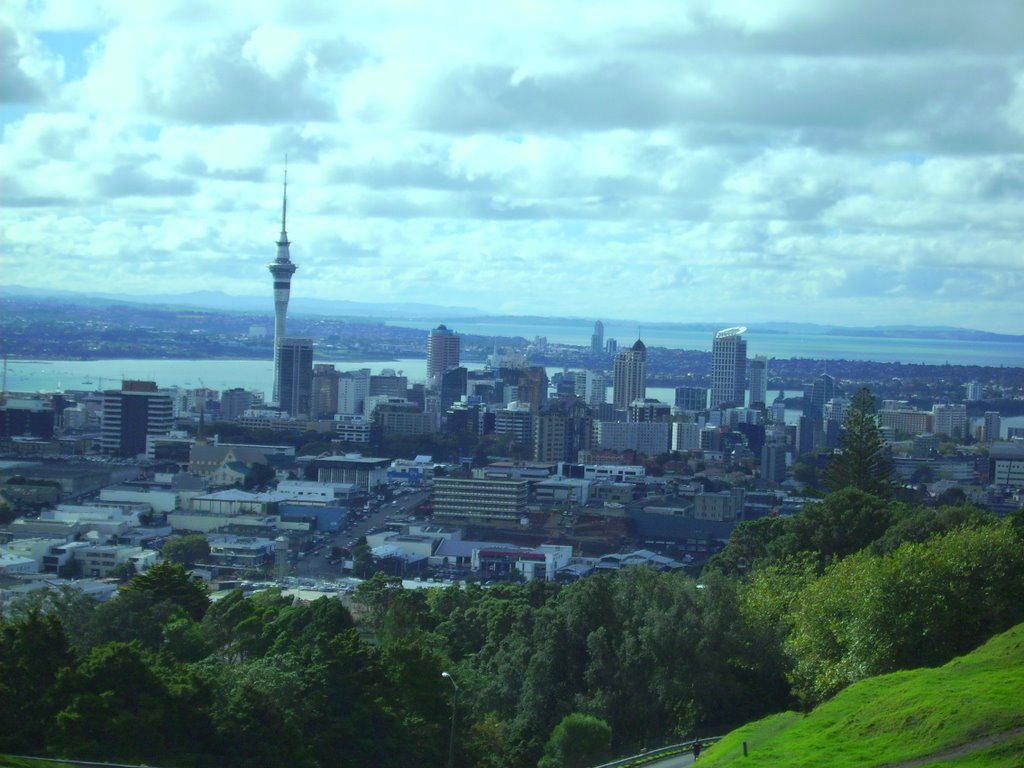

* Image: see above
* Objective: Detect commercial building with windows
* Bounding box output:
[100,381,173,457]
[612,340,647,409]
[427,324,460,384]
[710,327,747,409]
[313,455,391,490]
[276,337,313,418]
[432,477,530,521]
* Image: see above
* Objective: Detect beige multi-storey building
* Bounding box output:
[432,477,529,520]
[612,340,647,409]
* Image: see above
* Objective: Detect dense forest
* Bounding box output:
[2,391,1024,767]
[2,500,1022,767]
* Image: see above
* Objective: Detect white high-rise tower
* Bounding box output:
[710,327,747,409]
[268,167,297,404]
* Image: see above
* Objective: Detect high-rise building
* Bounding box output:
[710,327,747,409]
[311,364,340,418]
[427,325,460,385]
[761,442,787,483]
[494,402,535,445]
[268,169,297,405]
[220,388,258,422]
[612,339,647,409]
[440,366,468,411]
[628,398,671,423]
[932,403,968,439]
[337,369,370,415]
[574,370,607,406]
[965,381,983,401]
[674,386,708,411]
[533,398,593,463]
[748,356,768,408]
[808,374,836,421]
[0,399,56,439]
[591,320,604,355]
[984,411,1002,442]
[498,366,548,411]
[370,371,408,399]
[277,337,313,418]
[100,380,173,457]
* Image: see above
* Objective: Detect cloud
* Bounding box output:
[1,1,1022,334]
[0,19,63,103]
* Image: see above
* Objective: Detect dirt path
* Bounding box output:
[876,726,1024,767]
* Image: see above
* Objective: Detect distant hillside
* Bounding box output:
[3,286,1021,341]
[701,623,1024,768]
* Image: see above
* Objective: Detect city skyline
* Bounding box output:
[2,3,1024,334]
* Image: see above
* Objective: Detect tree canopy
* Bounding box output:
[824,387,895,497]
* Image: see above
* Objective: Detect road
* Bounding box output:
[641,754,696,768]
[294,489,430,580]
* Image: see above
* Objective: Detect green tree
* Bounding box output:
[824,387,895,497]
[244,462,277,490]
[786,522,1024,706]
[161,533,211,566]
[0,611,75,753]
[49,642,190,763]
[538,713,613,768]
[121,561,210,621]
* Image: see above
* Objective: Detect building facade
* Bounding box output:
[612,339,647,409]
[99,381,173,457]
[748,355,768,408]
[710,327,747,409]
[433,476,530,520]
[427,325,461,384]
[276,337,314,418]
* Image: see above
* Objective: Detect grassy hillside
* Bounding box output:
[700,623,1024,768]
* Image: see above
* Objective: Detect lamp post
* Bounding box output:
[441,671,458,768]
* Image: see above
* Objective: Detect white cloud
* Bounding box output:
[0,1,1022,333]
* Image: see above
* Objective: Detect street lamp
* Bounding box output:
[441,671,458,768]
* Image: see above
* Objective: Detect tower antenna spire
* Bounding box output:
[281,154,288,234]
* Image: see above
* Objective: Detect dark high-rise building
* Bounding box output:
[427,325,460,385]
[675,386,708,411]
[277,338,313,418]
[808,373,836,421]
[370,372,408,399]
[440,366,467,411]
[311,364,340,418]
[591,320,604,355]
[761,442,787,483]
[710,327,747,409]
[100,380,173,457]
[220,388,257,422]
[612,339,647,409]
[268,169,297,405]
[498,366,548,411]
[0,401,55,439]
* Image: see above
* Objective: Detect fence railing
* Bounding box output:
[591,736,723,768]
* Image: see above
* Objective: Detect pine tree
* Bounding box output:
[825,387,895,497]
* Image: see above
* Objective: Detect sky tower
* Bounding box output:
[268,167,297,404]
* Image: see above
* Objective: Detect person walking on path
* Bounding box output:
[693,740,702,760]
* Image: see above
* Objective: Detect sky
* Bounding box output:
[1,1,1023,333]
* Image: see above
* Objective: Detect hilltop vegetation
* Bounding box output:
[700,623,1024,768]
[2,502,1022,767]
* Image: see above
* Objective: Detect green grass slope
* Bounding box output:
[700,623,1024,768]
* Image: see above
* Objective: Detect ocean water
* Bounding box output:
[8,359,1022,437]
[394,319,1024,367]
